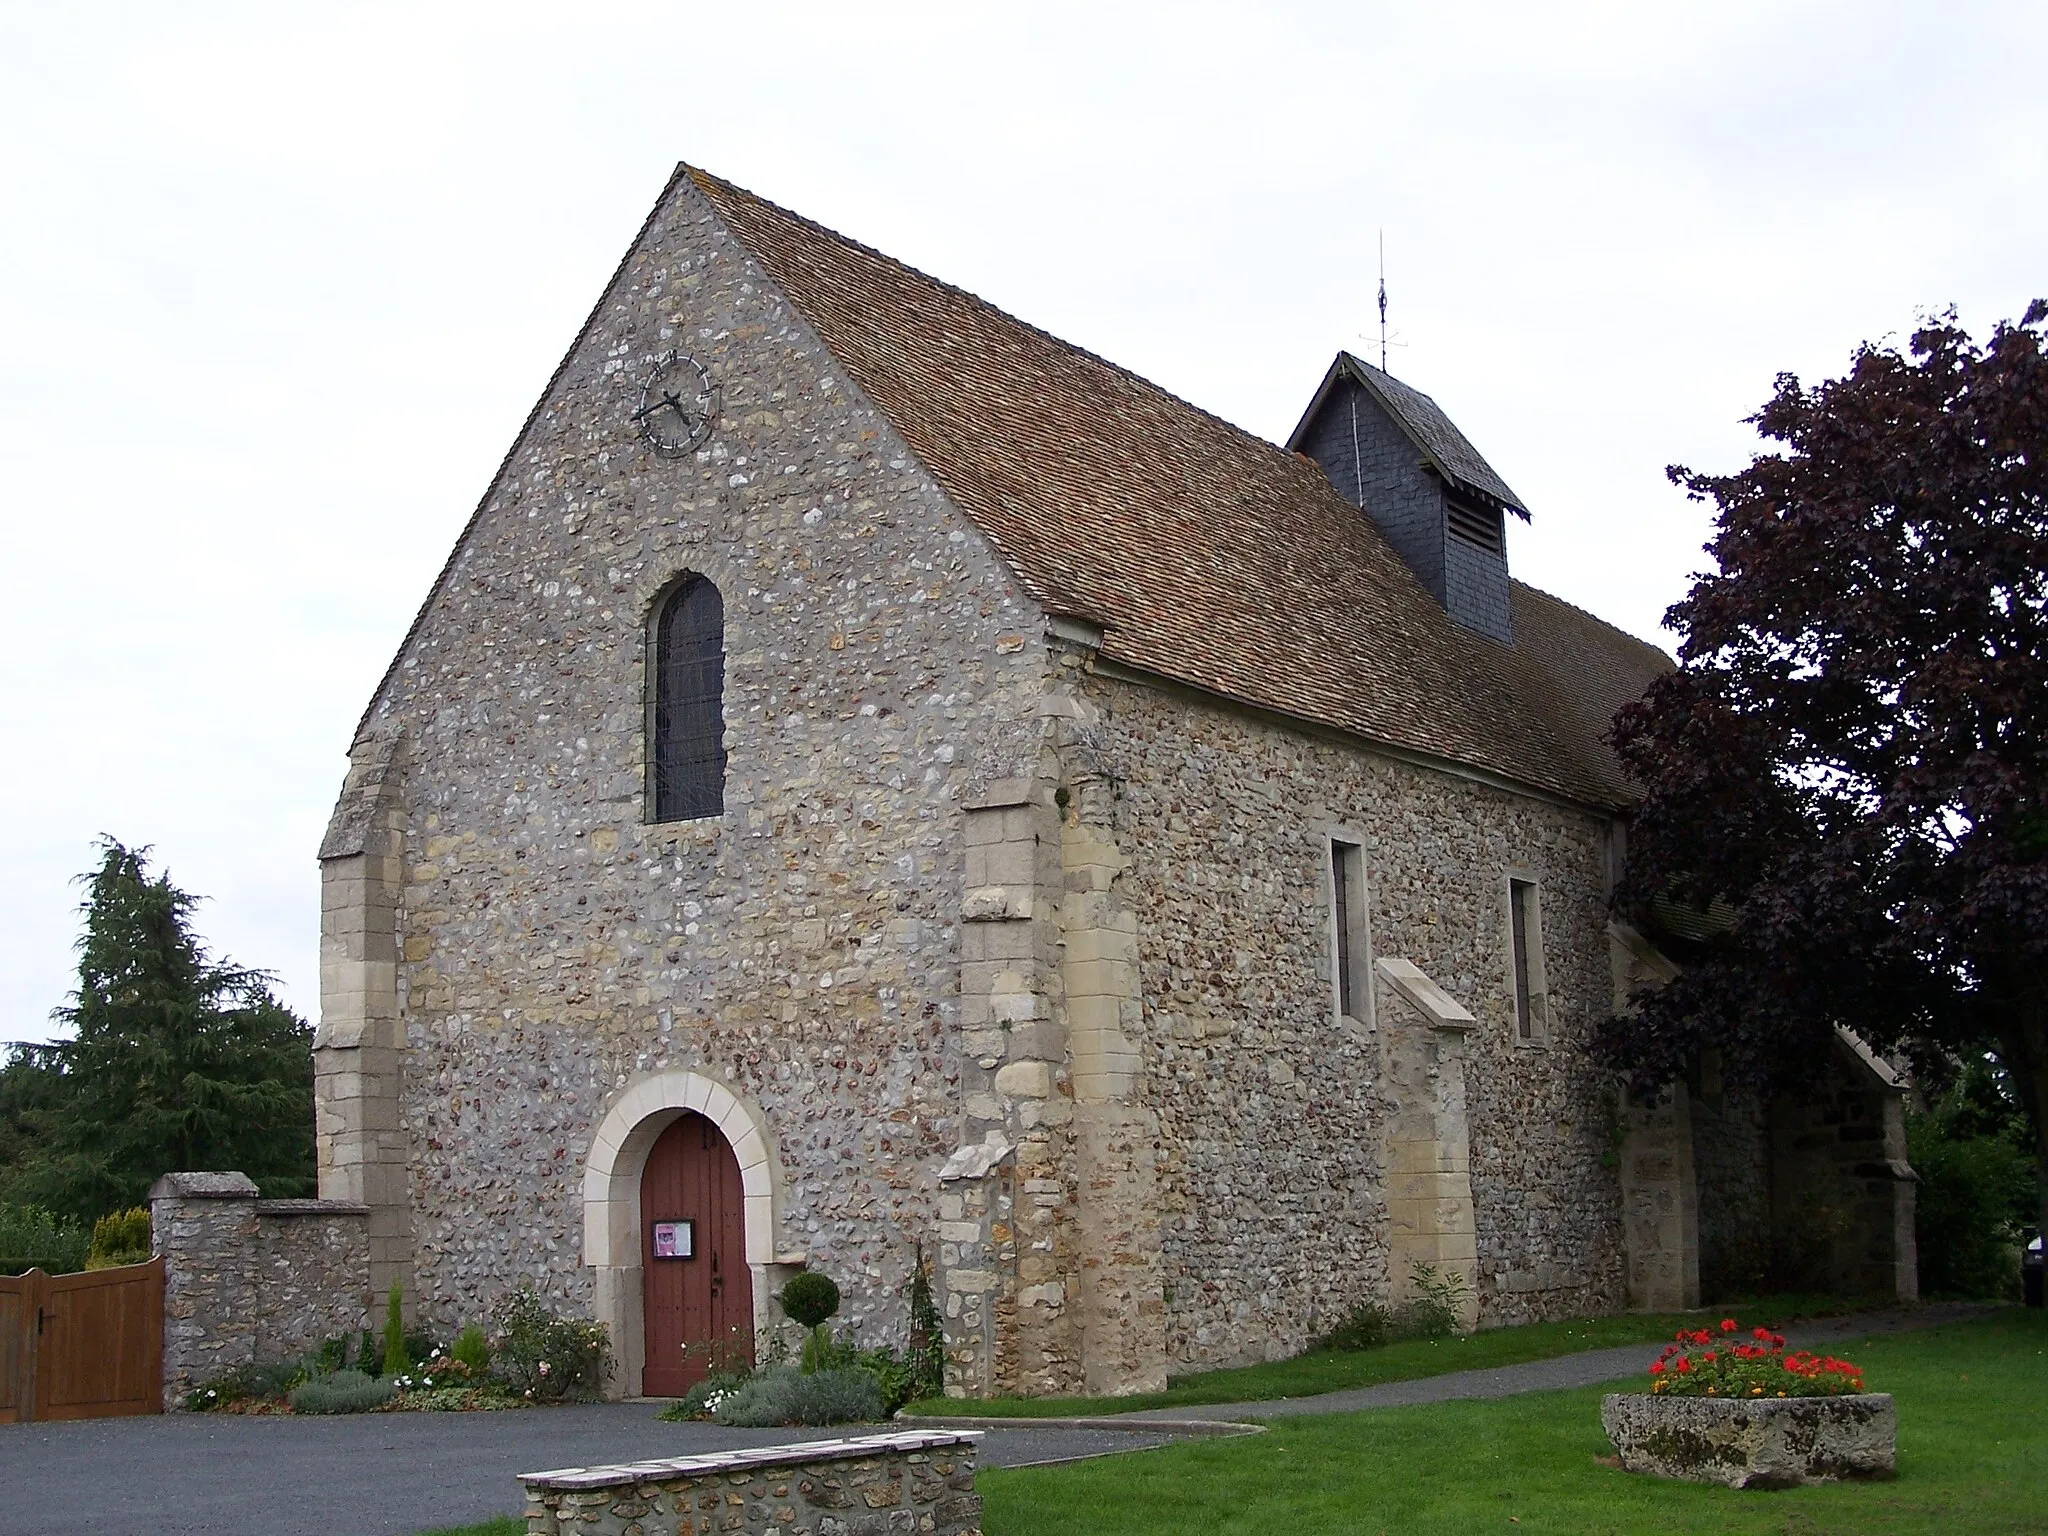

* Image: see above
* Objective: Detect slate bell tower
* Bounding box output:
[1289,353,1529,644]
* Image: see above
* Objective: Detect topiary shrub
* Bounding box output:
[86,1207,152,1270]
[289,1369,395,1415]
[381,1284,412,1377]
[777,1270,840,1328]
[711,1365,882,1427]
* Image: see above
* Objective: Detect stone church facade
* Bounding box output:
[311,166,1914,1401]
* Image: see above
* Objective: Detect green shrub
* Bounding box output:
[452,1323,491,1373]
[1403,1263,1472,1339]
[711,1365,882,1427]
[490,1285,612,1400]
[352,1328,381,1376]
[1910,1111,2035,1298]
[1312,1265,1473,1354]
[85,1207,151,1270]
[0,1203,90,1276]
[1313,1300,1390,1353]
[289,1369,395,1414]
[903,1252,946,1402]
[185,1356,317,1410]
[1906,1058,2038,1299]
[382,1284,412,1376]
[659,1369,753,1421]
[778,1270,840,1328]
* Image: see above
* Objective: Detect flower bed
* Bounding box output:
[1602,1319,1894,1488]
[185,1284,609,1415]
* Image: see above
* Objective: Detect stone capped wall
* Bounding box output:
[1077,669,1626,1368]
[150,1171,370,1408]
[519,1432,982,1536]
[328,169,1048,1357]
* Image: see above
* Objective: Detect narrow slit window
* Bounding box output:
[1331,839,1368,1020]
[652,575,726,822]
[1510,876,1540,1040]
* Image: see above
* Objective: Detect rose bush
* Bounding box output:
[1646,1318,1867,1399]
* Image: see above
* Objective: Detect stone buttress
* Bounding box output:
[314,729,413,1311]
[936,639,1167,1396]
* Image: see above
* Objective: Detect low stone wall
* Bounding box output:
[150,1170,371,1409]
[519,1431,983,1536]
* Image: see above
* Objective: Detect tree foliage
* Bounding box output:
[1601,302,2048,1233]
[0,839,315,1223]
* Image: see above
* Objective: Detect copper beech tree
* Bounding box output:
[1601,302,2048,1235]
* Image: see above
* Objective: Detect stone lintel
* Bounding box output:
[1375,958,1475,1030]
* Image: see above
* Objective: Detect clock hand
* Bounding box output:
[631,391,693,424]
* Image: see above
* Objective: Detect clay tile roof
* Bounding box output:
[689,166,1664,810]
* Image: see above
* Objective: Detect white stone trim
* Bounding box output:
[582,1069,782,1397]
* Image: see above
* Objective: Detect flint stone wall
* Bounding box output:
[149,1171,370,1409]
[336,169,1048,1345]
[1079,670,1626,1368]
[1692,1082,1771,1301]
[1601,1391,1897,1489]
[519,1431,983,1536]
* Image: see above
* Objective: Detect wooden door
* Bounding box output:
[640,1112,752,1396]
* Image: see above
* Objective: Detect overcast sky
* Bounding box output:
[2,1,2042,1043]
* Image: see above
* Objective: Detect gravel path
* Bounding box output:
[1125,1301,1998,1422]
[0,1404,1177,1536]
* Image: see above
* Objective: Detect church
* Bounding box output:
[312,165,1915,1401]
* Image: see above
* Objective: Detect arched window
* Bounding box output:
[651,575,726,821]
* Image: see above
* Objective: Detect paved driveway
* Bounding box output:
[0,1403,1176,1536]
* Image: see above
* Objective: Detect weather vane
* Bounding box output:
[1378,230,1388,372]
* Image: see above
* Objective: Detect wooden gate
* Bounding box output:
[640,1112,753,1396]
[0,1257,164,1422]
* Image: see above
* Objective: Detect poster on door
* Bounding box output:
[651,1219,695,1259]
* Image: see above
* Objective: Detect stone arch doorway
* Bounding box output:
[639,1112,753,1395]
[583,1071,778,1398]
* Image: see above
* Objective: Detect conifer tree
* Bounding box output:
[0,839,316,1222]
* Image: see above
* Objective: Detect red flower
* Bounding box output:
[1720,1319,1737,1333]
[1649,1362,1665,1376]
[1675,1358,1693,1373]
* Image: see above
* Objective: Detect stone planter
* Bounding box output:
[1600,1391,1896,1489]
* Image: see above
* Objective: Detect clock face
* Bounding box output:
[633,352,717,458]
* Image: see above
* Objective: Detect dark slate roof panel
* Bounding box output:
[1341,353,1529,515]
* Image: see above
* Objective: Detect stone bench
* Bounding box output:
[519,1429,984,1536]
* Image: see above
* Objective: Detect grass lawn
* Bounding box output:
[980,1309,2048,1535]
[905,1293,1883,1418]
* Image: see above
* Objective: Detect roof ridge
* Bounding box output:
[1511,577,1673,665]
[685,166,1302,473]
